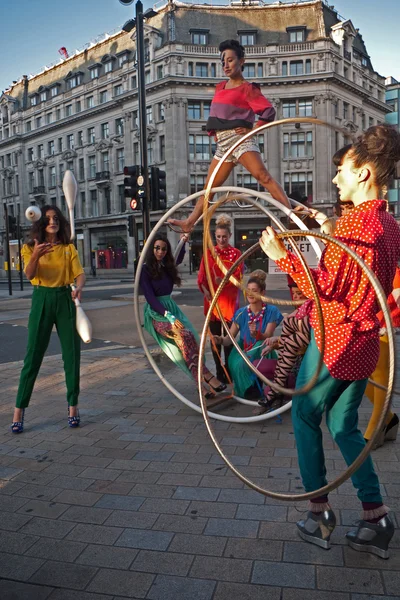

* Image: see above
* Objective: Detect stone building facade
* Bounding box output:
[0,0,390,275]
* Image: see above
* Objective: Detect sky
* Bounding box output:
[1,0,399,93]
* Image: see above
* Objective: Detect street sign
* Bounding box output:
[130,198,138,210]
[137,175,144,186]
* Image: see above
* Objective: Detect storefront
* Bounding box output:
[90,226,128,269]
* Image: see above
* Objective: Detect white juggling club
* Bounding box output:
[62,170,77,240]
[25,205,41,222]
[71,285,92,344]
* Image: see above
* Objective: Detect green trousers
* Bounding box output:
[16,286,81,408]
[293,330,382,504]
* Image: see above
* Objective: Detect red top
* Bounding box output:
[378,267,400,331]
[198,245,243,322]
[276,200,400,380]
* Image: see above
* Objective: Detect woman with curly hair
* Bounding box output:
[260,124,400,558]
[169,39,290,233]
[11,205,85,433]
[140,234,226,398]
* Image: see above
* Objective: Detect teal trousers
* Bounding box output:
[16,286,81,408]
[293,330,382,504]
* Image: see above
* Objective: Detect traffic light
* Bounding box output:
[128,215,134,237]
[150,166,167,211]
[124,165,145,211]
[8,215,17,239]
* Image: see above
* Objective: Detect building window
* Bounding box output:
[243,64,256,78]
[68,74,82,89]
[298,99,313,116]
[290,61,304,76]
[204,101,211,120]
[66,104,72,117]
[118,53,129,68]
[104,61,113,73]
[145,71,151,84]
[158,102,164,121]
[59,163,65,182]
[288,28,305,43]
[40,90,47,102]
[105,187,112,214]
[45,113,52,125]
[188,62,194,77]
[117,148,125,172]
[257,63,263,78]
[284,171,313,202]
[146,106,153,125]
[305,59,311,74]
[144,40,150,63]
[258,134,265,156]
[28,172,35,193]
[114,84,123,96]
[89,155,96,178]
[50,86,59,97]
[36,117,42,128]
[88,127,95,144]
[101,123,109,139]
[87,96,94,109]
[91,189,98,216]
[102,151,109,171]
[56,109,61,120]
[25,121,32,132]
[77,131,83,146]
[81,191,86,217]
[282,101,296,118]
[78,158,85,180]
[239,31,256,46]
[90,66,99,79]
[31,95,38,106]
[282,62,288,76]
[75,101,81,113]
[283,131,313,158]
[133,110,138,128]
[38,144,44,159]
[100,90,108,104]
[115,118,124,136]
[49,166,56,187]
[133,142,139,165]
[196,63,208,78]
[190,30,208,45]
[48,140,55,155]
[189,134,214,160]
[343,102,349,119]
[283,98,313,118]
[131,76,137,89]
[118,185,125,213]
[236,173,260,191]
[157,65,163,80]
[190,174,207,195]
[67,134,74,149]
[58,137,63,152]
[188,101,201,119]
[27,148,34,162]
[159,135,165,162]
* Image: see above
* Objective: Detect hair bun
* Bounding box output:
[357,124,400,162]
[215,213,232,229]
[248,269,267,288]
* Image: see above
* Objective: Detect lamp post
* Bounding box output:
[120,0,157,242]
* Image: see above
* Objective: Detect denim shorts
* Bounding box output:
[214,129,260,163]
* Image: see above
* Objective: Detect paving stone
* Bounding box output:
[47,591,114,600]
[224,538,283,561]
[316,566,384,594]
[17,499,69,519]
[0,529,38,555]
[14,483,64,502]
[116,470,160,484]
[0,480,26,495]
[147,574,216,600]
[343,545,400,569]
[60,505,113,524]
[146,461,187,474]
[0,465,24,479]
[13,471,59,485]
[221,437,258,447]
[76,543,138,569]
[87,567,154,598]
[153,513,208,535]
[115,528,174,551]
[0,580,53,600]
[67,523,124,545]
[88,480,135,495]
[382,571,400,596]
[236,503,287,522]
[139,498,190,515]
[186,501,237,519]
[40,474,94,491]
[0,551,44,581]
[94,493,145,511]
[77,467,122,481]
[156,473,203,486]
[204,518,259,538]
[29,560,98,590]
[217,489,265,504]
[190,555,252,583]
[25,537,86,562]
[0,509,32,531]
[134,451,175,461]
[0,494,30,512]
[132,549,194,576]
[213,582,281,600]
[19,516,76,539]
[199,475,244,489]
[104,510,158,529]
[172,486,220,501]
[130,483,176,499]
[252,561,315,588]
[52,489,103,506]
[168,533,227,557]
[259,521,299,542]
[107,459,151,471]
[282,590,349,600]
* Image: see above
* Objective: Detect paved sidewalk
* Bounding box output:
[0,344,399,600]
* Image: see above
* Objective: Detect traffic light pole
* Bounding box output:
[17,208,23,291]
[3,203,12,296]
[136,0,151,241]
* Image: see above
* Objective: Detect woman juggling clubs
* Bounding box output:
[197,214,243,383]
[11,206,85,433]
[259,125,400,558]
[168,39,290,233]
[140,234,227,400]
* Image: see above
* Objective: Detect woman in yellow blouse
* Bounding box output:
[11,206,86,433]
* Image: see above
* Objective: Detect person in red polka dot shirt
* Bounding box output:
[260,124,400,559]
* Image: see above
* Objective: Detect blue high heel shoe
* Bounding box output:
[68,405,80,428]
[11,408,25,434]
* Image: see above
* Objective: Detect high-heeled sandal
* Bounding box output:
[384,414,399,442]
[204,374,227,394]
[68,405,80,428]
[11,408,25,434]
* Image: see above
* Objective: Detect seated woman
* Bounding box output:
[213,270,283,399]
[140,234,226,399]
[256,284,312,412]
